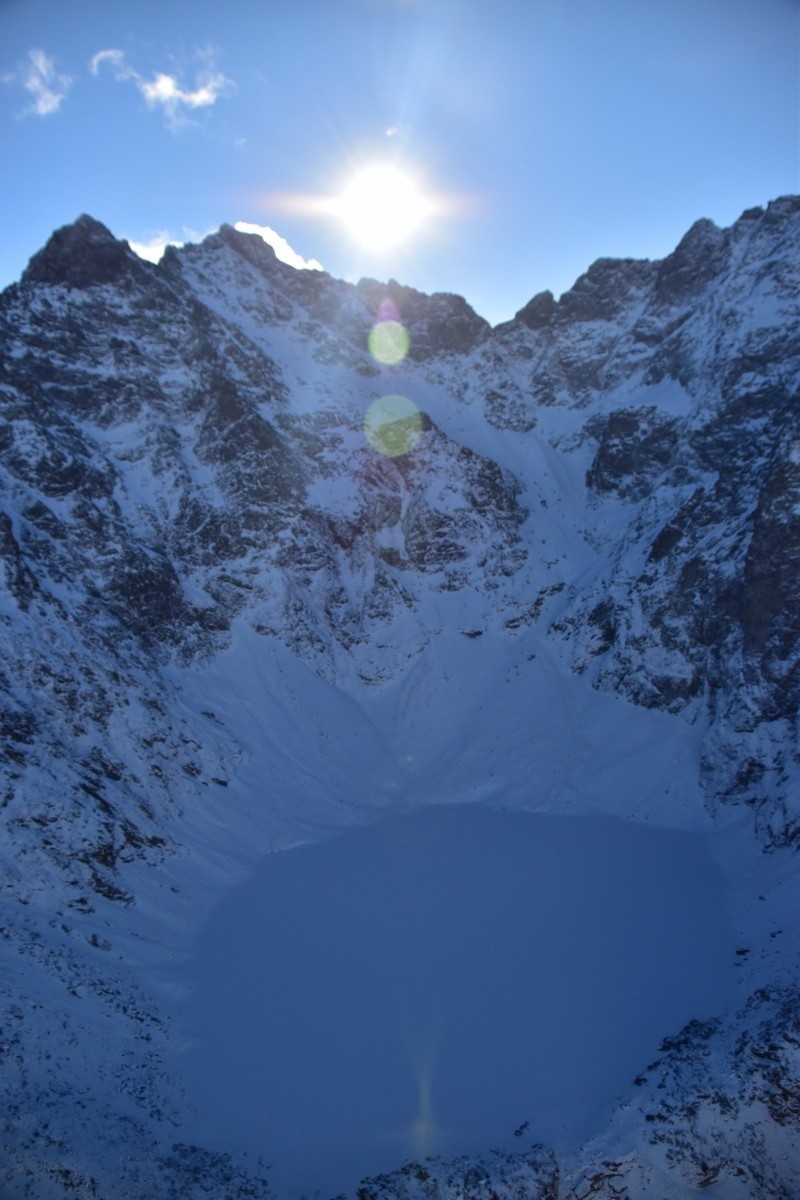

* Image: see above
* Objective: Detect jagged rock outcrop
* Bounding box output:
[21,213,148,290]
[354,1146,559,1200]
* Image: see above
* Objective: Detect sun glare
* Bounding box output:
[332,165,434,252]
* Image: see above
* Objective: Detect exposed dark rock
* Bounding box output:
[654,218,729,305]
[0,511,39,609]
[355,1144,559,1200]
[556,257,656,322]
[514,289,556,330]
[356,277,491,358]
[585,407,682,498]
[485,385,537,431]
[22,215,146,290]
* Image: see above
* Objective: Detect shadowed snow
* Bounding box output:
[172,804,735,1198]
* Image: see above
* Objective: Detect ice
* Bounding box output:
[170,803,736,1198]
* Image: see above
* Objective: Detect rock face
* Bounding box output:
[0,199,798,1198]
[21,213,148,289]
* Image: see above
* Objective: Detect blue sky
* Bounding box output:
[1,0,798,325]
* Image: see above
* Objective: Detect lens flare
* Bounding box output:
[378,297,401,321]
[404,1023,444,1160]
[365,395,423,457]
[369,320,410,366]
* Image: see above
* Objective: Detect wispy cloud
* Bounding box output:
[89,49,131,80]
[128,223,323,273]
[234,222,324,271]
[90,48,231,131]
[127,223,217,263]
[127,230,181,264]
[4,48,72,116]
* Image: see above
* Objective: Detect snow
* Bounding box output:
[112,620,733,1196]
[619,377,696,417]
[169,804,737,1198]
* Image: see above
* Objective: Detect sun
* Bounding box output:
[331,165,434,252]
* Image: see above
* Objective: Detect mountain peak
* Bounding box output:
[654,215,729,303]
[215,222,280,269]
[22,213,144,289]
[513,288,556,330]
[355,275,490,356]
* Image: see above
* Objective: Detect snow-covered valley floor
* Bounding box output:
[166,803,737,1198]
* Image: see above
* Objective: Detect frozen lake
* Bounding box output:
[172,804,735,1198]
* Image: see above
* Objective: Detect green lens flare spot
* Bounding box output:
[365,395,424,457]
[368,320,411,366]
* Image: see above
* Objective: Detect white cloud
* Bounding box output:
[5,48,72,116]
[234,222,323,271]
[127,223,220,264]
[128,231,181,263]
[90,49,132,79]
[128,223,322,273]
[90,48,231,131]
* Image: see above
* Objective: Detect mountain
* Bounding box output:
[0,199,798,1198]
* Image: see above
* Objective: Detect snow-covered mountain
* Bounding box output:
[1,198,798,1198]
